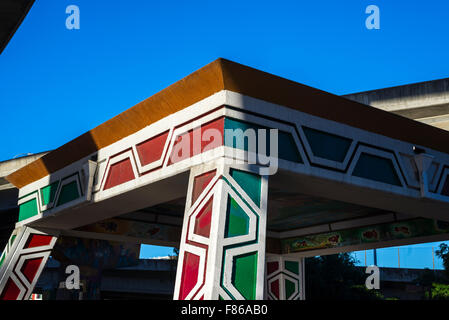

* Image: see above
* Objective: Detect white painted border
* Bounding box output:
[15,89,449,228]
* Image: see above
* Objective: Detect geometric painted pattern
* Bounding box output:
[0,227,57,300]
[174,162,268,300]
[136,131,170,166]
[88,106,448,208]
[219,170,265,300]
[352,152,402,186]
[265,255,304,300]
[282,217,449,254]
[224,118,302,163]
[13,105,449,296]
[11,56,449,236]
[175,169,217,300]
[9,65,449,302]
[18,172,85,222]
[97,117,226,196]
[18,103,449,226]
[0,229,19,269]
[11,99,449,299]
[302,126,352,163]
[104,158,135,190]
[91,109,416,201]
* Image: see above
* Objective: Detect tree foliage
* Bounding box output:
[305,253,383,300]
[435,243,449,280]
[424,283,449,300]
[416,244,449,300]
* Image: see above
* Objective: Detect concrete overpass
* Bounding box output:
[0,153,47,250]
[0,0,34,54]
[344,78,449,130]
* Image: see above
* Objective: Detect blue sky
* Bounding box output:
[1,0,449,262]
[353,242,446,270]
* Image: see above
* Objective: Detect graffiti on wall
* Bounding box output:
[282,218,449,253]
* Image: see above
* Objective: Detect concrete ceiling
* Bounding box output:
[0,0,34,54]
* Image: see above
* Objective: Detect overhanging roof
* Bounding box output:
[7,58,449,188]
[0,0,34,55]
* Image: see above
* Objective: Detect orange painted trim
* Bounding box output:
[7,58,449,188]
[7,59,226,188]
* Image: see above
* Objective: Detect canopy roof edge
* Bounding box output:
[8,58,449,189]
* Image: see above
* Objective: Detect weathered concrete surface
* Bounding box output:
[343,78,449,131]
[378,267,444,283]
[36,258,177,299]
[0,152,48,249]
[0,152,48,192]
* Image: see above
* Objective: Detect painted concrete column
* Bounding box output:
[173,160,268,300]
[0,227,58,300]
[265,255,305,300]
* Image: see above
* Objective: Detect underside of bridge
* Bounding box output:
[2,58,449,300]
[46,170,449,258]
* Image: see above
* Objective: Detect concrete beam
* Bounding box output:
[0,152,48,191]
[343,78,449,112]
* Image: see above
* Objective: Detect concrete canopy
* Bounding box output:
[5,58,449,238]
[7,58,449,188]
[4,59,449,300]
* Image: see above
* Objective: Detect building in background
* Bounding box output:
[35,257,177,300]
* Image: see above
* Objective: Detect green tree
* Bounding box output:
[305,253,383,300]
[414,268,437,299]
[171,247,179,259]
[435,243,449,280]
[426,283,449,300]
